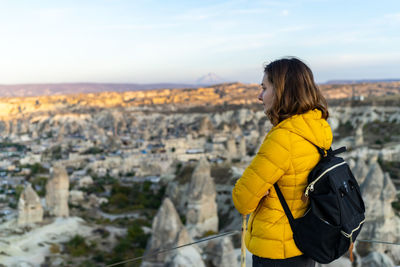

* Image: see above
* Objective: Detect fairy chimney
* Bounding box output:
[186,157,218,238]
[354,125,364,146]
[204,237,237,267]
[18,184,43,225]
[142,198,205,267]
[352,157,369,185]
[357,162,400,259]
[238,136,247,158]
[226,137,237,160]
[45,164,69,217]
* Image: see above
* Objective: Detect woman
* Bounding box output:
[232,57,332,267]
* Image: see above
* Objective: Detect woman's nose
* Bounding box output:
[257,91,263,101]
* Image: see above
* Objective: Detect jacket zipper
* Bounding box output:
[250,197,265,233]
[304,161,347,197]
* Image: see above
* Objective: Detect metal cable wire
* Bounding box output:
[105,230,240,267]
[357,239,400,246]
[105,230,400,267]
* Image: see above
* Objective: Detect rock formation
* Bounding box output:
[0,80,399,266]
[18,184,43,226]
[198,116,213,137]
[355,125,364,146]
[69,190,85,206]
[186,157,218,238]
[45,164,69,217]
[317,257,352,267]
[360,161,396,219]
[226,137,237,160]
[78,176,93,188]
[230,121,243,136]
[352,157,369,185]
[168,228,205,267]
[357,160,400,263]
[236,108,251,126]
[238,136,247,158]
[166,180,190,216]
[137,161,162,176]
[216,166,245,231]
[87,193,108,208]
[361,251,394,267]
[203,237,237,267]
[246,129,261,155]
[142,198,205,267]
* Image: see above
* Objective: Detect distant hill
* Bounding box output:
[1,78,399,99]
[0,82,399,120]
[324,79,400,84]
[0,83,200,97]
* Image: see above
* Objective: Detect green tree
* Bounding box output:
[127,224,149,248]
[15,185,25,201]
[81,147,104,155]
[109,193,129,209]
[66,235,89,257]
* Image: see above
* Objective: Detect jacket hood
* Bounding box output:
[274,108,332,150]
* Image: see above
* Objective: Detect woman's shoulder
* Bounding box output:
[267,109,332,150]
[262,128,291,150]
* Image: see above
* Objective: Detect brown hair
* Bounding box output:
[264,57,329,125]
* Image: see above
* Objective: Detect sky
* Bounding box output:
[0,0,399,84]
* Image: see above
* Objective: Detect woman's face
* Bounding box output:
[258,73,275,114]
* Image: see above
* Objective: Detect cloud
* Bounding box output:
[278,25,309,32]
[173,13,213,21]
[312,52,400,82]
[366,12,400,28]
[104,23,179,30]
[229,8,268,15]
[33,7,71,20]
[382,12,400,24]
[171,2,235,22]
[312,52,400,68]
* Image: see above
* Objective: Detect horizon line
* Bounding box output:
[1,78,400,86]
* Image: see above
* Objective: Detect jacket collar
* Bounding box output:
[272,109,333,150]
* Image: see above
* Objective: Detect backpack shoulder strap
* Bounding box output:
[273,184,295,227]
[331,146,346,155]
[288,131,346,157]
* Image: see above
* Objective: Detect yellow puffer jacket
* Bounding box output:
[232,109,333,259]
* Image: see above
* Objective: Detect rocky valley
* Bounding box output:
[0,82,399,266]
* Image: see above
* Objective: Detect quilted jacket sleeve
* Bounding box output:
[232,129,291,215]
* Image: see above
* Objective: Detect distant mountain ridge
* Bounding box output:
[196,73,226,85]
[0,82,399,119]
[0,82,200,97]
[0,74,229,97]
[324,79,400,84]
[1,78,399,98]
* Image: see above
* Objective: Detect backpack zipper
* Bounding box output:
[304,161,347,197]
[340,218,366,239]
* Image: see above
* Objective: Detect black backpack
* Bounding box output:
[274,143,365,264]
